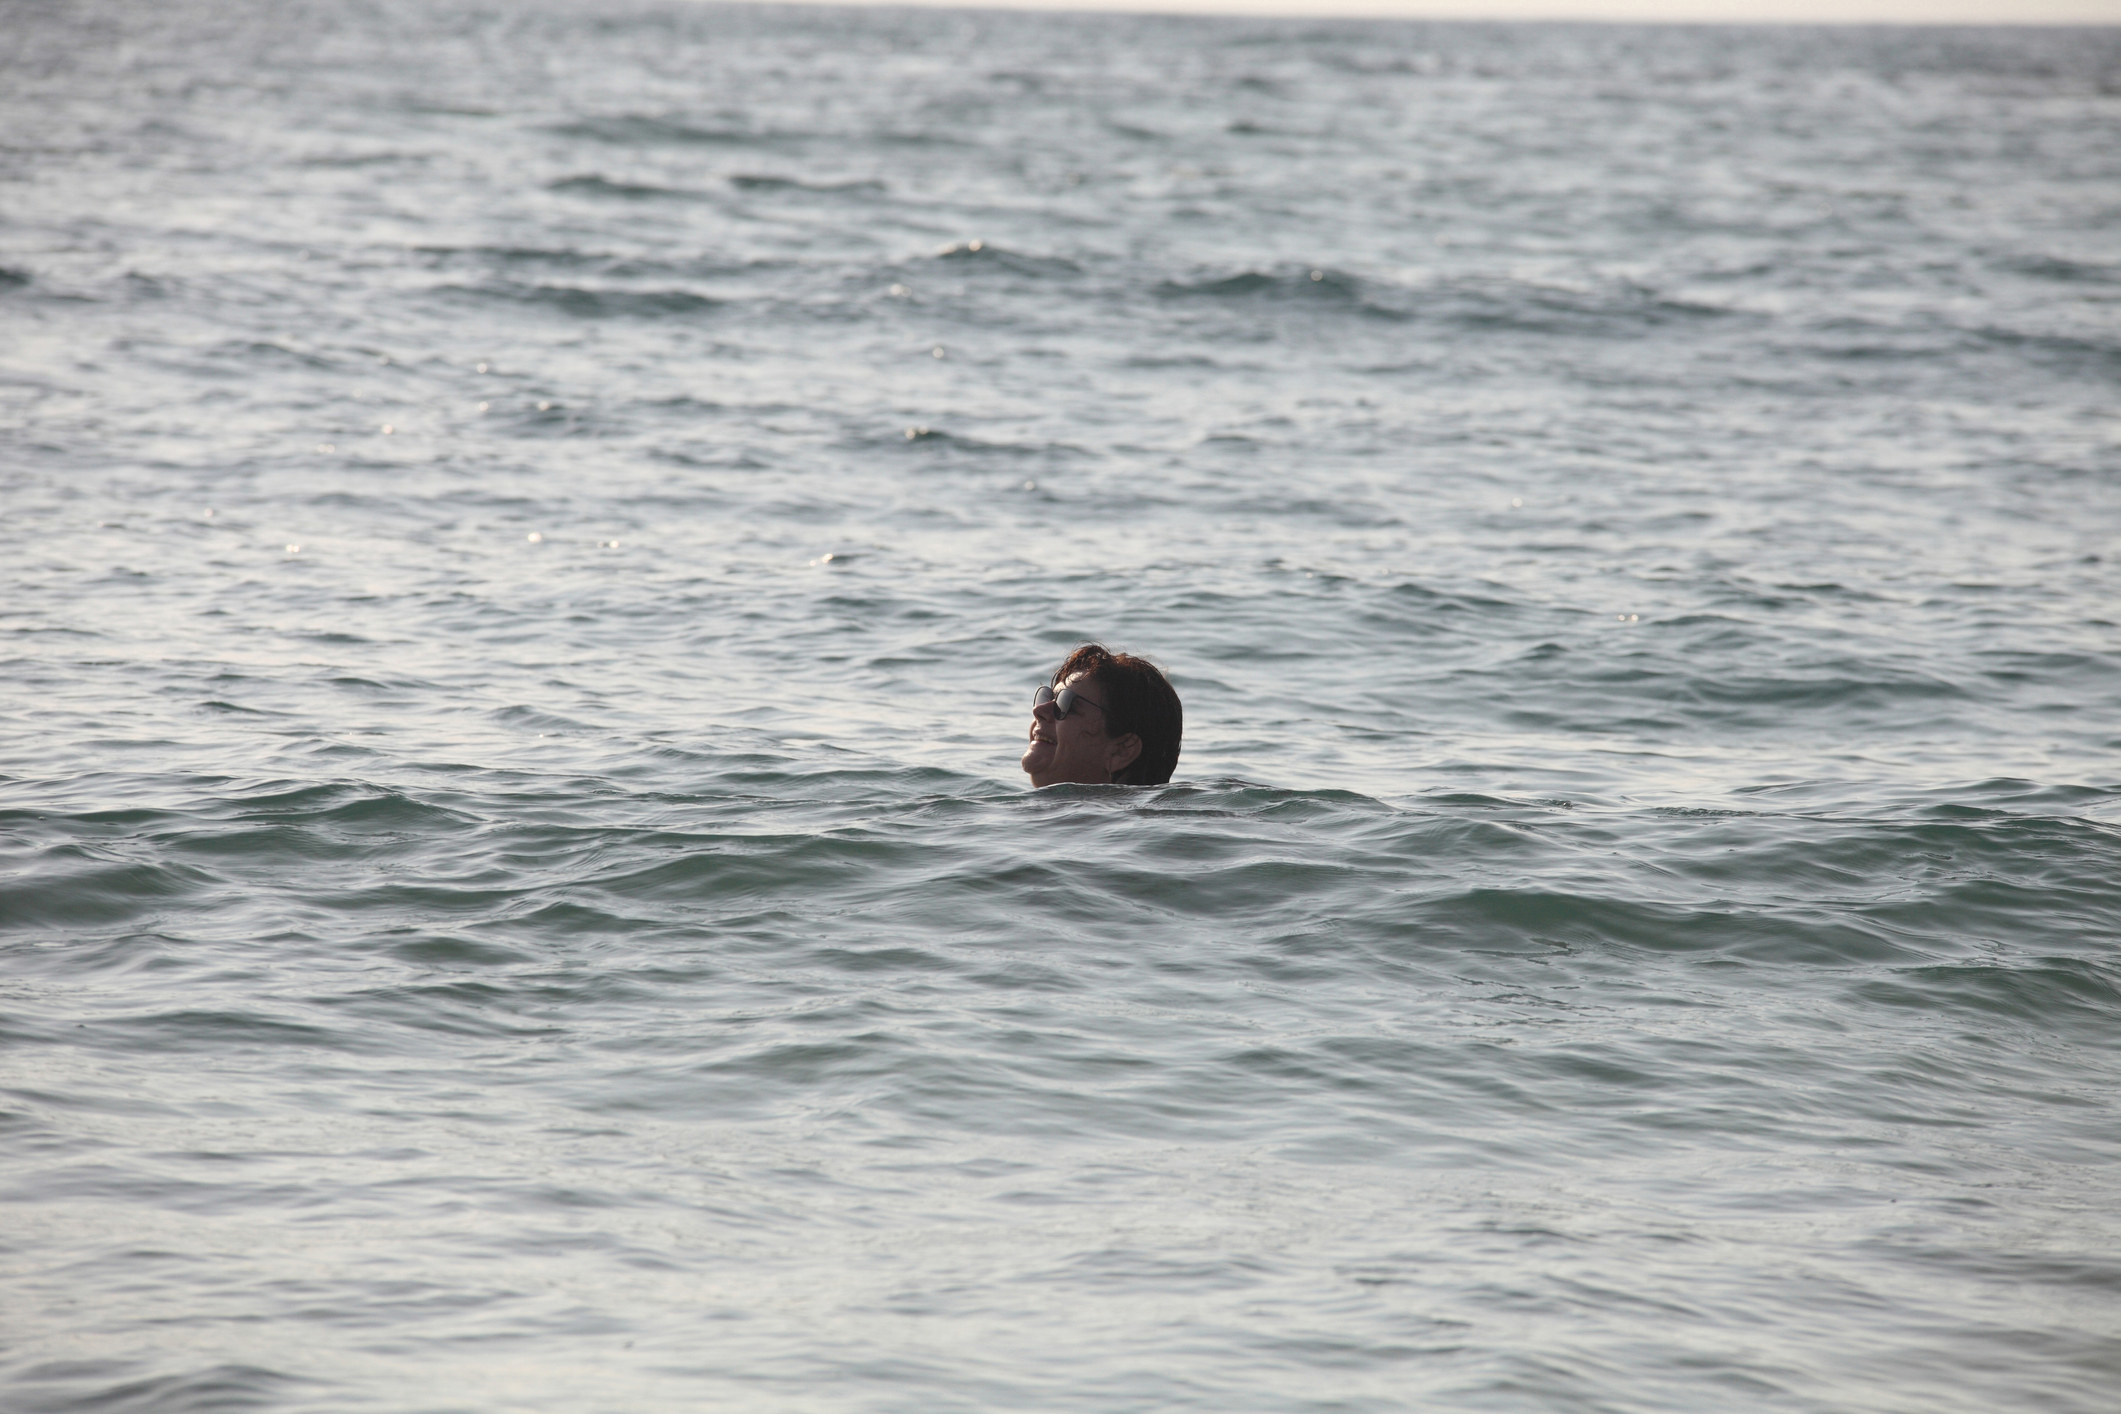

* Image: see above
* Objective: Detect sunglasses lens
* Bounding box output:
[1055,688,1076,717]
[1033,685,1055,709]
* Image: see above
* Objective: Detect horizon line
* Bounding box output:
[715,0,2121,26]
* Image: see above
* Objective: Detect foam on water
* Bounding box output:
[3,2,2120,1410]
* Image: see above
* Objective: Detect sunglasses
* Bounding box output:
[1033,683,1107,719]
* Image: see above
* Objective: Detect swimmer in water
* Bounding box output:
[1021,643,1182,788]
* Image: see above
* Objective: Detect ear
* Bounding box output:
[1104,732,1142,779]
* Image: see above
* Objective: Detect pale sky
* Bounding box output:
[779,0,2120,23]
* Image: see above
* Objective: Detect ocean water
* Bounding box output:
[4,1,2121,1409]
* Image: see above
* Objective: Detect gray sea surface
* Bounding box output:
[4,2,2121,1410]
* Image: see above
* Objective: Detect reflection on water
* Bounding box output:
[3,2,2119,1411]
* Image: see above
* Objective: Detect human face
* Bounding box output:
[1021,672,1126,787]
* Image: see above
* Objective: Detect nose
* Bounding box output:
[1032,698,1060,723]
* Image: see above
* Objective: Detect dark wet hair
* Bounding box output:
[1051,643,1182,786]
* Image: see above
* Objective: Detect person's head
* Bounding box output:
[1020,644,1182,788]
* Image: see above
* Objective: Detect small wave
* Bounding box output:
[1371,579,1531,620]
[547,174,701,201]
[930,242,1084,277]
[1971,322,2121,370]
[1158,269,1748,334]
[1159,268,1338,299]
[546,115,767,147]
[1123,353,1224,369]
[1684,664,1972,710]
[1155,266,1402,318]
[414,243,607,269]
[400,99,498,118]
[298,150,426,169]
[729,173,885,193]
[1857,959,2121,1029]
[584,833,923,907]
[104,1007,357,1055]
[0,266,28,290]
[603,254,785,281]
[2001,253,2120,285]
[1425,276,1740,335]
[6,1362,310,1414]
[415,245,782,282]
[0,851,208,928]
[1411,886,1916,965]
[202,339,338,371]
[884,425,1087,459]
[433,281,722,319]
[1920,777,2121,813]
